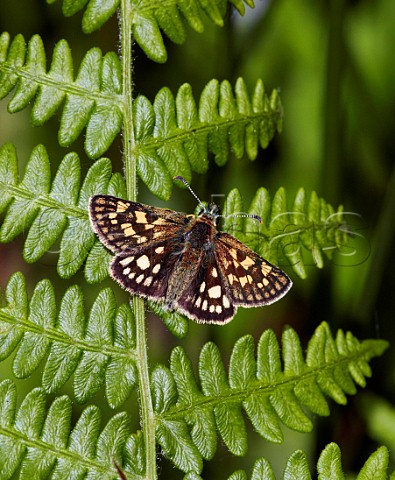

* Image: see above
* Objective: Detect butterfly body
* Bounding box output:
[89,195,292,324]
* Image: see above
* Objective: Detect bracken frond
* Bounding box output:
[0,32,282,196]
[212,443,391,480]
[46,0,255,63]
[151,322,388,473]
[222,186,349,279]
[0,32,122,159]
[0,272,136,408]
[1,378,389,480]
[0,143,126,279]
[0,380,144,479]
[132,78,282,189]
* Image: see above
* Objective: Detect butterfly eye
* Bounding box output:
[197,206,204,216]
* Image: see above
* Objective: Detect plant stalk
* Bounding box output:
[120,2,157,478]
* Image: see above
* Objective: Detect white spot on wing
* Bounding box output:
[120,256,134,266]
[240,256,255,268]
[136,255,150,270]
[152,264,161,274]
[261,264,272,275]
[223,296,230,309]
[135,211,147,223]
[208,285,221,298]
[116,201,129,212]
[239,276,248,288]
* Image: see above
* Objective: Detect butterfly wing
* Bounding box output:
[174,250,236,324]
[110,237,183,301]
[215,232,292,306]
[89,195,292,324]
[89,195,188,253]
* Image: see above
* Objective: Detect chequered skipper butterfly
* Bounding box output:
[89,177,292,324]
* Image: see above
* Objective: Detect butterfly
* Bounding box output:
[89,177,292,324]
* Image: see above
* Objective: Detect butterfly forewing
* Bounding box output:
[215,232,291,306]
[89,195,187,253]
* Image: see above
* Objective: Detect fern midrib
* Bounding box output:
[0,424,122,477]
[160,351,367,420]
[133,110,281,152]
[0,311,137,360]
[0,63,119,104]
[0,183,87,218]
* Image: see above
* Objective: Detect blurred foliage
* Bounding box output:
[1,0,395,478]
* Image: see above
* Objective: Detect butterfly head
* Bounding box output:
[175,176,262,225]
[175,176,219,224]
[197,202,220,223]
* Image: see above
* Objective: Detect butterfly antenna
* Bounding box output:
[174,176,203,205]
[219,212,262,223]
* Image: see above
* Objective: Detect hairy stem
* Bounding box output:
[120,2,157,478]
[121,6,137,199]
[134,297,157,479]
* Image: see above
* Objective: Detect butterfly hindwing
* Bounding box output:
[175,252,236,324]
[110,239,182,301]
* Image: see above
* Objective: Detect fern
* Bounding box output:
[0,1,391,479]
[0,144,121,278]
[222,186,348,279]
[0,32,281,197]
[0,34,122,159]
[151,322,387,471]
[0,322,388,477]
[0,334,388,480]
[46,0,254,62]
[0,380,132,479]
[5,269,383,418]
[0,272,136,408]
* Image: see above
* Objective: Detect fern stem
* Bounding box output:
[134,297,157,480]
[119,2,157,478]
[120,0,137,201]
